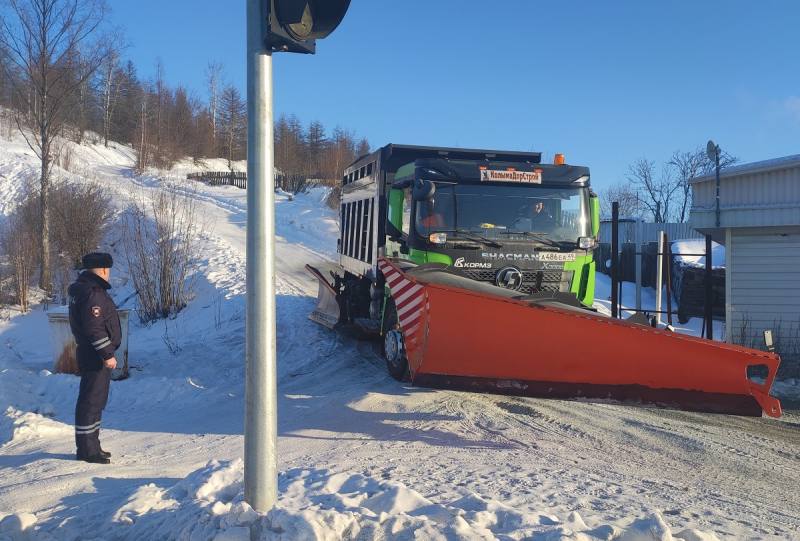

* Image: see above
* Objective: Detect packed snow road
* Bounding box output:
[0,138,799,540]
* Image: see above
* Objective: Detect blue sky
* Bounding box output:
[109,1,800,192]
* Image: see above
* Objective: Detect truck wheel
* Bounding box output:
[382,303,410,381]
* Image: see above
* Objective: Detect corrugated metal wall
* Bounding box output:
[728,231,800,359]
[599,221,702,244]
[691,164,800,229]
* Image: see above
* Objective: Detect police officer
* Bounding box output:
[69,252,121,464]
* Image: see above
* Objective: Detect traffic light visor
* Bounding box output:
[274,0,350,41]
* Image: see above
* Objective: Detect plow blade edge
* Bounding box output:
[305,264,341,330]
[377,258,782,418]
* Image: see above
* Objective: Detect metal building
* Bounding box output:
[690,154,800,367]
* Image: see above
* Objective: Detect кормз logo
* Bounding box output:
[454,257,492,269]
[495,266,524,290]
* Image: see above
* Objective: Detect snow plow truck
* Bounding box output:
[306,144,783,418]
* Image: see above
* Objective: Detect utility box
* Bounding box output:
[47,308,130,380]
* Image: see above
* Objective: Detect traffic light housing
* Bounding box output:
[264,0,351,54]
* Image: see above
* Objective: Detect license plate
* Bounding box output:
[535,252,576,262]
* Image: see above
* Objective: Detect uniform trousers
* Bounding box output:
[75,367,111,457]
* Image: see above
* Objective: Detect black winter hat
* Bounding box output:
[82,252,114,269]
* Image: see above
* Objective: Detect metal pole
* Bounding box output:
[714,147,721,228]
[664,234,673,327]
[245,0,277,512]
[655,231,665,327]
[704,234,713,341]
[635,219,642,312]
[611,202,619,319]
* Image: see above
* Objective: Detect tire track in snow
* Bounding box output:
[412,386,800,536]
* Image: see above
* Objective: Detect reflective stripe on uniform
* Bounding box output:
[75,421,101,432]
[93,338,111,351]
[91,337,109,347]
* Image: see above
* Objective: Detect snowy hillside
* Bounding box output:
[1,133,799,540]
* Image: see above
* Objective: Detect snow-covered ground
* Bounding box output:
[1,132,799,540]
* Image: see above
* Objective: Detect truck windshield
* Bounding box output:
[416,184,590,243]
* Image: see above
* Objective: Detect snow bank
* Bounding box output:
[0,406,69,446]
[0,368,81,446]
[97,460,721,541]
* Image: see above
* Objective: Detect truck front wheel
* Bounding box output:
[382,301,409,381]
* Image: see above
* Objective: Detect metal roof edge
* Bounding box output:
[689,154,800,184]
[383,143,543,160]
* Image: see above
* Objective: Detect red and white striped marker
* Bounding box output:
[378,258,427,350]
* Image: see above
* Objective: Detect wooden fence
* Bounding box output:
[187,171,331,194]
[187,171,248,189]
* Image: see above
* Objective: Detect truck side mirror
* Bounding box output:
[412,179,435,201]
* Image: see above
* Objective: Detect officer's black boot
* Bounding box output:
[77,454,110,464]
[99,448,111,458]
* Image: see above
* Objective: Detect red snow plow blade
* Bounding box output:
[378,258,782,418]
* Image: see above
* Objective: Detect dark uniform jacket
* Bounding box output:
[68,272,121,372]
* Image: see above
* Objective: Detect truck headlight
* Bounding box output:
[578,236,597,250]
[429,233,448,245]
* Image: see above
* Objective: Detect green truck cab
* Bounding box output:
[334,144,599,327]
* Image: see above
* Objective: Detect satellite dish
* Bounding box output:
[706,140,718,161]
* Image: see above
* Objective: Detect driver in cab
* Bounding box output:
[512,200,555,231]
[418,198,445,230]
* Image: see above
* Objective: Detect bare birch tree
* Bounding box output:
[0,0,110,292]
[206,60,223,149]
[100,47,121,147]
[668,147,738,223]
[153,59,166,166]
[626,158,682,223]
[135,93,148,171]
[667,149,707,223]
[601,182,643,219]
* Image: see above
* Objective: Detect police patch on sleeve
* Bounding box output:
[91,306,102,317]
